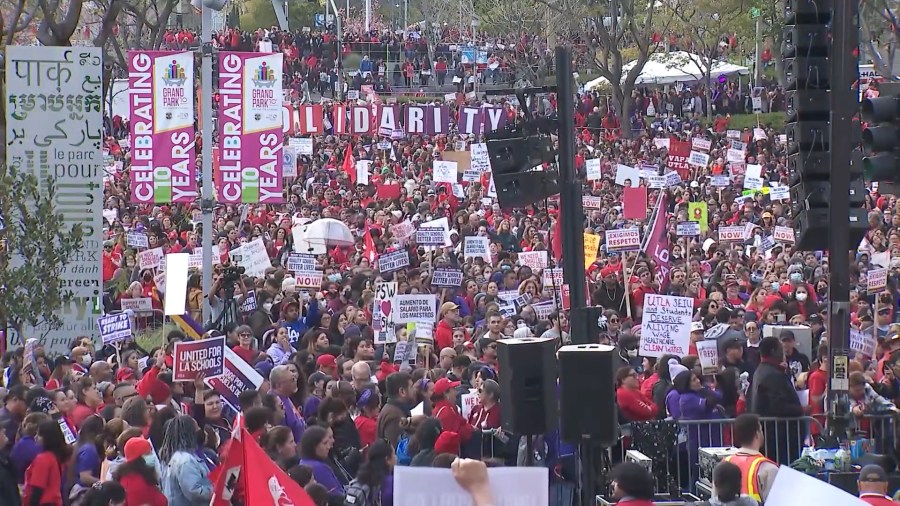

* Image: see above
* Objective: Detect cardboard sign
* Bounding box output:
[639,295,693,358]
[98,313,132,345]
[395,294,438,323]
[172,336,226,381]
[773,226,795,243]
[677,222,701,236]
[431,269,464,288]
[718,226,746,242]
[378,249,410,273]
[605,228,641,252]
[696,340,719,375]
[464,236,491,263]
[205,347,264,412]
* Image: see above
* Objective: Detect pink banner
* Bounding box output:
[643,192,670,291]
[128,51,197,204]
[217,52,284,204]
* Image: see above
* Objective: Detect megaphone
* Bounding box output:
[191,0,229,12]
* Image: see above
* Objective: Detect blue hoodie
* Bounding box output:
[283,299,319,345]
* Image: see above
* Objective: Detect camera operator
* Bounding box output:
[208,264,249,326]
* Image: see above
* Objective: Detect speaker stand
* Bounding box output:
[579,440,597,506]
[525,435,535,467]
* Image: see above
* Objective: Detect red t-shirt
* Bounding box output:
[354,413,378,449]
[120,473,168,506]
[232,345,255,364]
[861,494,900,506]
[808,367,827,434]
[24,452,64,506]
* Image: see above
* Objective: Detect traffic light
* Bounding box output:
[785,0,867,250]
[861,93,900,180]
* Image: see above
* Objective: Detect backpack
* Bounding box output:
[344,478,381,506]
[395,433,412,466]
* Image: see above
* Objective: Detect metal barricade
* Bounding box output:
[617,416,824,495]
[859,412,899,457]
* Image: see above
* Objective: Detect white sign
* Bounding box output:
[751,96,762,113]
[605,228,641,252]
[726,148,745,163]
[120,297,153,313]
[126,232,149,249]
[648,175,666,189]
[470,143,491,172]
[296,137,313,155]
[460,391,478,420]
[415,226,445,246]
[615,164,640,187]
[688,150,710,167]
[291,255,322,288]
[665,171,682,187]
[850,329,877,358]
[583,196,602,209]
[373,282,398,344]
[395,294,438,323]
[518,251,548,269]
[868,267,888,292]
[639,295,693,358]
[767,466,867,506]
[464,236,491,262]
[433,160,458,183]
[691,137,712,152]
[229,238,272,278]
[356,159,371,185]
[696,340,719,375]
[770,186,790,200]
[431,269,464,288]
[138,247,165,270]
[378,249,410,273]
[711,175,730,187]
[773,226,795,243]
[282,146,298,178]
[419,217,452,250]
[586,158,602,180]
[677,222,701,236]
[394,467,549,506]
[718,226,746,242]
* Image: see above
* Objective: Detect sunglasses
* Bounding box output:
[609,318,619,323]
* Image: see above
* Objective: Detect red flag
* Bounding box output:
[551,213,563,263]
[211,417,244,506]
[242,428,316,506]
[342,144,356,184]
[363,224,378,264]
[642,192,670,291]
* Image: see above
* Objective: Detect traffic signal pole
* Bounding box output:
[826,0,856,435]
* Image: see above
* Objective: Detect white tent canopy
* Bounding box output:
[585,51,750,89]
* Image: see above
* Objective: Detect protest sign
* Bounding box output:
[230,239,272,278]
[461,391,478,420]
[431,269,464,288]
[639,295,693,358]
[239,291,258,313]
[711,175,730,187]
[390,221,416,243]
[665,171,682,187]
[172,336,226,381]
[582,196,602,209]
[615,164,640,187]
[498,303,516,318]
[378,250,410,273]
[767,466,867,506]
[433,160,458,183]
[773,226,795,243]
[605,228,641,252]
[583,233,601,268]
[59,419,77,444]
[677,222,701,236]
[688,150,709,167]
[416,227,446,246]
[373,282,398,344]
[542,268,564,288]
[138,247,164,270]
[718,226,746,242]
[726,148,745,163]
[395,467,548,506]
[205,347,264,412]
[127,232,149,249]
[648,175,666,189]
[98,313,132,345]
[518,251,548,270]
[770,185,790,200]
[868,268,888,293]
[691,137,712,152]
[419,217,452,249]
[850,329,877,359]
[696,340,719,375]
[470,143,491,172]
[120,297,153,313]
[395,294,438,323]
[286,253,316,273]
[532,301,555,320]
[585,158,602,180]
[289,254,322,288]
[464,236,491,262]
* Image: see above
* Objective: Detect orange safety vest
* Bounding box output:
[724,453,775,502]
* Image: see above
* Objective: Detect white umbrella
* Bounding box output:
[300,218,355,247]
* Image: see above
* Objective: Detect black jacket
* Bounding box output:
[0,451,21,506]
[748,361,804,418]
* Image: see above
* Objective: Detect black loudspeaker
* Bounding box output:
[570,306,607,344]
[496,337,558,435]
[558,344,617,444]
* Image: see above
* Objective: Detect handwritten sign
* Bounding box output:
[395,294,438,323]
[139,247,164,270]
[464,236,491,263]
[172,336,226,381]
[433,160,458,183]
[691,137,712,152]
[718,226,746,242]
[229,238,272,278]
[850,329,877,359]
[584,233,601,269]
[605,228,641,252]
[98,313,132,345]
[586,159,602,180]
[431,269,463,288]
[773,226,795,243]
[470,143,491,172]
[639,295,693,358]
[378,250,410,273]
[373,282,398,344]
[696,340,720,375]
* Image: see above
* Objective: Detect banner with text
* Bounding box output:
[172,336,226,381]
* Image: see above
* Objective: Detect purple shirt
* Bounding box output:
[279,395,307,444]
[10,435,39,483]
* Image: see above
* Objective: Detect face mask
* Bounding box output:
[626,349,639,358]
[327,274,341,282]
[82,354,92,365]
[142,453,157,467]
[790,272,803,283]
[771,282,780,291]
[796,292,808,301]
[262,302,273,312]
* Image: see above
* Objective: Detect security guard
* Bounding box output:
[723,414,778,503]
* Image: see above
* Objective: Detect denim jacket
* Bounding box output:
[161,450,213,506]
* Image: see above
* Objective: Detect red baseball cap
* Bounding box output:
[433,377,461,396]
[316,354,337,369]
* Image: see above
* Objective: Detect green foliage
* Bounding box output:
[0,166,85,337]
[343,53,362,73]
[240,0,318,31]
[725,112,785,131]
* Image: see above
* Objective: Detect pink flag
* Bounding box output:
[642,192,670,291]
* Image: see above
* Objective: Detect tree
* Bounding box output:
[241,0,317,30]
[0,167,85,339]
[35,0,82,45]
[476,0,563,83]
[860,0,899,79]
[757,0,786,87]
[666,0,753,118]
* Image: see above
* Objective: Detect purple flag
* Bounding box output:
[642,192,670,291]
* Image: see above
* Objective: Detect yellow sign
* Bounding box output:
[584,233,601,270]
[688,202,708,232]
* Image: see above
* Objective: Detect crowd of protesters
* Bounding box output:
[7,17,900,506]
